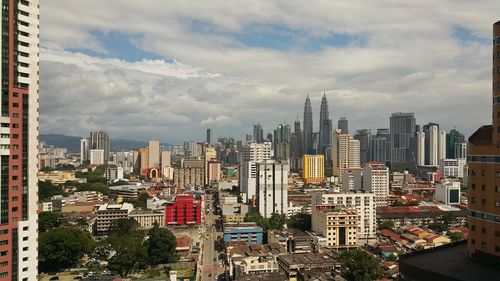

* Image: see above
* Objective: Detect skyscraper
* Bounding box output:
[148,140,160,168]
[338,117,348,134]
[303,95,313,154]
[467,21,500,264]
[423,123,439,166]
[319,93,332,154]
[273,123,290,161]
[354,129,371,165]
[446,129,465,158]
[371,129,390,164]
[291,119,302,157]
[253,124,264,143]
[0,0,39,279]
[90,131,110,164]
[390,112,416,171]
[206,128,212,144]
[416,131,425,166]
[80,138,89,163]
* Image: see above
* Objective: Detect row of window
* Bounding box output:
[470,239,500,253]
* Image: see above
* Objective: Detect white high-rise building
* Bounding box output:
[256,161,288,218]
[348,139,360,168]
[438,129,447,162]
[428,125,439,166]
[90,149,105,165]
[361,162,389,207]
[312,192,376,243]
[80,137,89,163]
[0,0,40,279]
[439,158,466,179]
[241,142,272,162]
[241,142,273,201]
[416,132,425,166]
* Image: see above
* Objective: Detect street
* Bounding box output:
[200,193,225,281]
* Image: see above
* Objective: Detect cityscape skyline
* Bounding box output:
[40,1,499,143]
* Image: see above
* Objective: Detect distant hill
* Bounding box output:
[40,134,168,152]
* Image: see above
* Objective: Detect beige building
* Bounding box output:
[302,154,325,184]
[161,150,171,170]
[361,162,389,207]
[204,146,217,185]
[148,140,160,168]
[139,147,149,176]
[207,160,221,185]
[348,139,361,168]
[311,204,359,250]
[38,171,77,184]
[129,209,165,229]
[173,167,203,188]
[95,203,134,235]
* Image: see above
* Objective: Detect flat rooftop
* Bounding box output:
[399,242,500,281]
[278,252,337,266]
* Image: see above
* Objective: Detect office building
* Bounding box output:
[390,112,416,171]
[223,222,264,245]
[206,128,212,144]
[439,158,466,179]
[90,131,110,163]
[105,166,124,182]
[348,139,361,168]
[303,95,313,154]
[312,192,376,242]
[253,124,264,143]
[467,21,500,265]
[207,160,221,185]
[439,129,447,161]
[290,119,302,157]
[446,128,465,158]
[273,123,290,161]
[455,142,467,159]
[302,155,325,184]
[148,140,160,168]
[362,162,389,207]
[338,117,348,134]
[435,180,461,205]
[139,147,149,176]
[90,149,105,165]
[241,142,272,162]
[423,123,439,166]
[334,132,351,179]
[342,168,362,192]
[165,194,201,225]
[129,210,166,229]
[0,1,39,279]
[80,137,89,163]
[241,142,273,201]
[204,146,217,185]
[416,131,425,166]
[96,203,134,235]
[161,150,171,172]
[319,93,332,154]
[354,129,371,166]
[256,161,288,218]
[312,205,358,249]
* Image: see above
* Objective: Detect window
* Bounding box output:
[0,240,7,246]
[482,184,486,191]
[0,262,6,267]
[22,226,27,231]
[482,170,486,176]
[471,239,475,245]
[471,197,476,204]
[0,230,7,235]
[496,171,500,178]
[0,272,7,278]
[482,227,487,234]
[0,251,6,257]
[12,155,17,160]
[496,186,500,193]
[471,225,475,231]
[471,183,476,189]
[482,199,487,205]
[496,201,500,207]
[12,103,18,108]
[481,242,487,248]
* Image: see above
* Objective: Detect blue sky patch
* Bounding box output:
[453,26,489,45]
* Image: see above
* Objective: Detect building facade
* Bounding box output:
[390,112,416,171]
[90,131,110,164]
[256,161,288,218]
[164,194,201,225]
[95,203,134,235]
[362,162,390,207]
[312,205,358,249]
[302,155,325,184]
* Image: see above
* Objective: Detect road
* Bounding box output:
[200,194,224,281]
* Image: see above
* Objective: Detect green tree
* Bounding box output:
[107,231,147,277]
[449,232,465,242]
[244,211,268,229]
[109,218,139,236]
[339,249,383,281]
[146,224,177,265]
[268,213,286,231]
[38,180,65,200]
[287,213,311,231]
[39,212,66,232]
[89,182,110,195]
[39,228,95,272]
[428,222,448,233]
[377,220,394,231]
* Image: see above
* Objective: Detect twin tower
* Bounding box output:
[302,93,332,155]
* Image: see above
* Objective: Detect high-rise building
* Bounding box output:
[390,112,416,171]
[241,142,273,201]
[312,205,358,250]
[467,21,500,264]
[361,162,389,207]
[241,142,272,162]
[256,161,288,218]
[292,120,302,157]
[206,128,212,144]
[439,129,447,162]
[348,139,361,168]
[455,142,467,159]
[90,131,110,164]
[204,146,217,185]
[319,93,332,154]
[253,124,264,143]
[302,155,325,184]
[80,137,89,163]
[139,147,149,176]
[0,1,40,278]
[335,133,352,179]
[354,129,371,166]
[338,117,348,134]
[273,123,290,161]
[303,95,313,154]
[424,123,439,166]
[148,140,160,168]
[371,129,389,164]
[446,129,465,158]
[416,131,425,166]
[90,149,105,165]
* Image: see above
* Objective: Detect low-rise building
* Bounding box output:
[224,222,264,245]
[435,180,461,205]
[105,165,124,182]
[376,205,467,228]
[228,243,286,280]
[129,209,165,229]
[311,205,358,250]
[268,229,315,253]
[276,253,340,281]
[95,203,134,235]
[165,193,202,225]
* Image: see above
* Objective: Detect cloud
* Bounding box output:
[39,0,499,143]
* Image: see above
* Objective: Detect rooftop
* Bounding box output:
[399,242,500,281]
[238,272,287,281]
[230,243,286,257]
[278,252,337,266]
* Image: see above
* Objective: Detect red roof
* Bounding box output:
[176,235,192,248]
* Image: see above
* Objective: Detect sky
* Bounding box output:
[40,1,500,144]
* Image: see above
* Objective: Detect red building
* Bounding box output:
[165,194,202,225]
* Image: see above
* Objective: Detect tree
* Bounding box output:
[136,193,151,208]
[287,213,311,231]
[268,213,286,231]
[107,232,147,277]
[428,222,448,233]
[39,212,66,232]
[244,211,268,229]
[39,228,95,272]
[146,224,177,265]
[339,249,384,281]
[378,220,394,231]
[449,232,465,242]
[89,182,110,195]
[38,180,65,201]
[109,218,139,236]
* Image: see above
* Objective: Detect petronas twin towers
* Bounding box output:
[302,93,332,155]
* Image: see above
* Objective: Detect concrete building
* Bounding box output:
[439,158,466,179]
[319,93,332,154]
[241,142,273,201]
[466,21,500,264]
[105,166,124,182]
[96,203,134,235]
[165,194,201,225]
[223,222,264,245]
[90,131,110,163]
[424,124,439,166]
[139,147,149,176]
[371,129,390,164]
[129,210,165,229]
[348,139,361,168]
[80,137,89,163]
[161,150,171,170]
[303,95,314,154]
[277,253,340,281]
[253,124,264,143]
[148,140,160,168]
[256,161,288,218]
[390,112,416,171]
[362,162,390,207]
[416,131,425,166]
[439,129,447,162]
[204,146,217,185]
[207,160,221,185]
[354,129,371,166]
[312,204,358,249]
[90,149,105,165]
[241,142,272,162]
[206,128,212,144]
[435,180,461,205]
[338,117,348,134]
[312,192,376,243]
[302,155,325,184]
[341,168,362,192]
